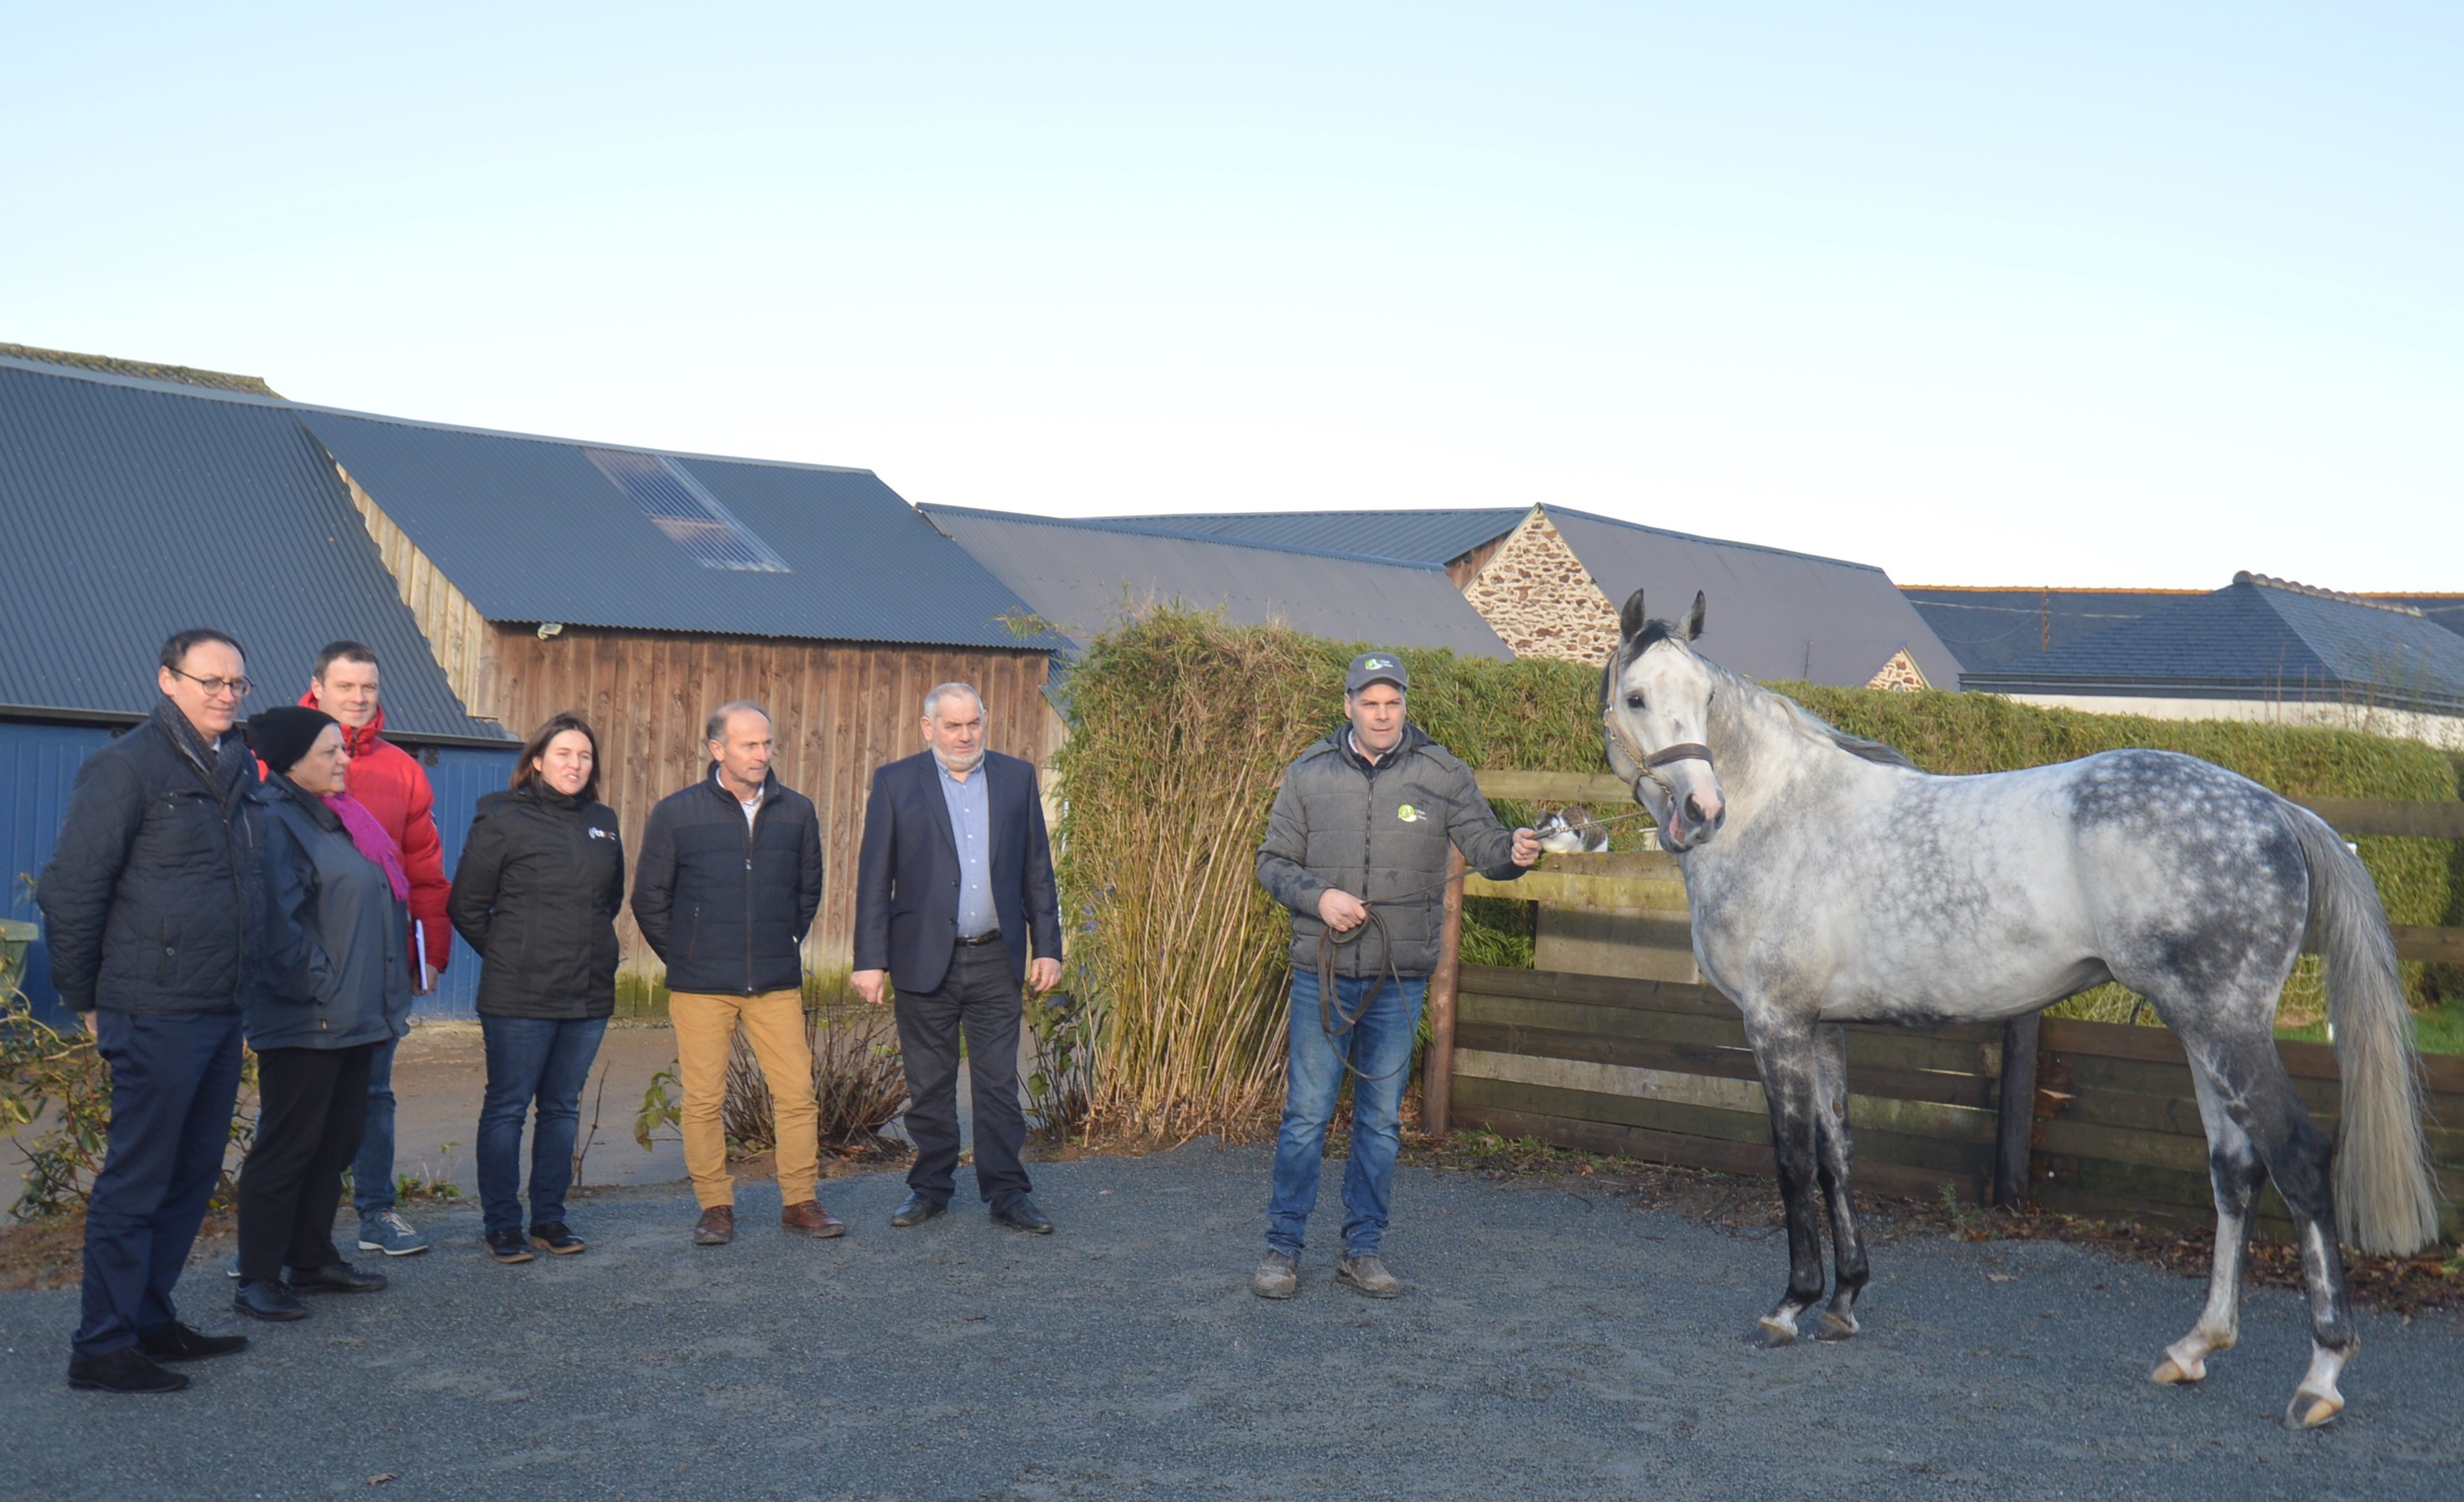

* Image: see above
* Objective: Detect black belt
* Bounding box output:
[956,931,1004,947]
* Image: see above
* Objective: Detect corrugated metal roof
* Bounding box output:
[1962,577,2464,713]
[1096,508,1526,565]
[294,409,1060,651]
[1540,510,1964,688]
[920,506,1512,658]
[0,361,509,739]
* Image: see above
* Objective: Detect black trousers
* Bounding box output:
[235,1044,376,1281]
[893,942,1030,1208]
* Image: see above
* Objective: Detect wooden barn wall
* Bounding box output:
[482,627,1058,973]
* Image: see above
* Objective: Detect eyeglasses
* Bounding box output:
[167,668,255,701]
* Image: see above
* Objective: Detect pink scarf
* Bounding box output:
[325,792,411,906]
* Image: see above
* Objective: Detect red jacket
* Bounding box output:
[290,692,454,973]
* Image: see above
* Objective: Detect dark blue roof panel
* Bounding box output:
[297,410,1056,651]
[0,361,507,739]
[1096,508,1526,565]
[1963,577,2464,713]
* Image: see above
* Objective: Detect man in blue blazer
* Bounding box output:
[852,682,1063,1233]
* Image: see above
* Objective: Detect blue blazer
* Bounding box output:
[852,750,1062,995]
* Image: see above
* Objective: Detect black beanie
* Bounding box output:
[251,705,338,776]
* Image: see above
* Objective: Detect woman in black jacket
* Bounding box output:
[447,713,624,1264]
[234,706,413,1319]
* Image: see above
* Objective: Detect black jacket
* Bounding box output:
[250,777,412,1050]
[447,784,625,1020]
[38,699,266,1015]
[632,766,824,995]
[1258,723,1524,978]
[851,750,1062,996]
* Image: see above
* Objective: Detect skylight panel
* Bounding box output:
[583,447,791,573]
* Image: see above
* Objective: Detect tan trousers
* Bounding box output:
[670,988,820,1210]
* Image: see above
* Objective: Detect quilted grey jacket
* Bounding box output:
[1256,725,1525,978]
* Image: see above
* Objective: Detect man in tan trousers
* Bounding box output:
[632,702,841,1242]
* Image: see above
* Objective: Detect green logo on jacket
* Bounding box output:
[1396,804,1422,823]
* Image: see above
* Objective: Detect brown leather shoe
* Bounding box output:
[692,1205,735,1247]
[781,1200,846,1239]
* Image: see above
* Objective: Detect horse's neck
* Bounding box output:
[1706,679,1851,834]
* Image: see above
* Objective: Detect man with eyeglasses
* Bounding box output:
[40,629,266,1393]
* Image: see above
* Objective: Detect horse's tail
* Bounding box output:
[2289,808,2441,1254]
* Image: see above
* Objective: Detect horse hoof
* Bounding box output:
[1816,1312,1859,1342]
[2150,1355,2205,1385]
[1748,1317,1798,1349]
[2285,1390,2343,1429]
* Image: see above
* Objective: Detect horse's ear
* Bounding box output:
[1686,591,1707,643]
[1620,588,1647,641]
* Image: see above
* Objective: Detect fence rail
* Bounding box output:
[1435,772,2464,1242]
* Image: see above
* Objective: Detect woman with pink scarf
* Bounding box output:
[231,705,414,1323]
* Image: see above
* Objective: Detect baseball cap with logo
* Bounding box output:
[1345,652,1409,694]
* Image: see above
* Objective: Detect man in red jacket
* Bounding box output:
[305,643,452,1257]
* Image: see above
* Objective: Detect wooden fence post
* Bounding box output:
[1423,849,1468,1137]
[1992,1013,2041,1211]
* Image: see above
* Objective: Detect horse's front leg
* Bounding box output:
[1746,1017,1827,1348]
[1811,1022,1868,1340]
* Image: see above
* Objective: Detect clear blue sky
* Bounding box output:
[6,3,2457,589]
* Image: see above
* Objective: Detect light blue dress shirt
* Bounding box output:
[938,758,996,937]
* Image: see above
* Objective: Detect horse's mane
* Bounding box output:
[1608,624,1919,772]
[1778,696,1919,768]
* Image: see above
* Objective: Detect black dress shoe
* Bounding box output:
[529,1221,586,1255]
[66,1347,189,1393]
[233,1279,308,1322]
[288,1261,387,1294]
[990,1197,1054,1235]
[487,1226,535,1263]
[137,1322,249,1362]
[891,1192,948,1228]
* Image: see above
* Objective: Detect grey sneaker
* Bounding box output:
[225,1252,241,1280]
[357,1206,428,1251]
[1336,1252,1402,1298]
[1250,1250,1299,1300]
[357,1210,430,1257]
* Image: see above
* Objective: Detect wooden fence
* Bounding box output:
[1428,772,2464,1244]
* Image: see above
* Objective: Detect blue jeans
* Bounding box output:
[352,1035,399,1221]
[476,1016,606,1235]
[1265,971,1425,1258]
[76,1010,245,1355]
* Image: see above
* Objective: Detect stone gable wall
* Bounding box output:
[1463,508,1622,663]
[1864,648,1929,693]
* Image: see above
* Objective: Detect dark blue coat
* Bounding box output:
[852,750,1062,995]
[249,777,411,1050]
[631,768,824,995]
[37,699,266,1015]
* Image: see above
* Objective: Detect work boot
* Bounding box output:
[1251,1250,1299,1300]
[1336,1252,1402,1298]
[781,1200,845,1238]
[694,1205,736,1246]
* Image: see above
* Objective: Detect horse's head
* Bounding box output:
[1601,588,1726,853]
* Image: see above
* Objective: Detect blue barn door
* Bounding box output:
[411,743,519,1018]
[0,720,118,1025]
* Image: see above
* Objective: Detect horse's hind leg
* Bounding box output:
[2152,1062,2263,1385]
[1745,1019,1828,1348]
[1811,1023,1868,1339]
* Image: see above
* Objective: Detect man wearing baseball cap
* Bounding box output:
[1251,650,1538,1300]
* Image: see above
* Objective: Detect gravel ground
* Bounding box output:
[1,1142,2456,1501]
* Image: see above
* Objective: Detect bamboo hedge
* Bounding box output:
[1053,611,2462,1140]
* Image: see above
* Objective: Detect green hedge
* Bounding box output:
[1055,612,2461,1133]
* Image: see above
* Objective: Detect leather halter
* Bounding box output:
[1603,705,1717,803]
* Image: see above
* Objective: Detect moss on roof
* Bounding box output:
[0,341,280,397]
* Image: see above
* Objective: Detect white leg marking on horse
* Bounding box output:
[2286,1341,2352,1429]
[2154,1204,2244,1385]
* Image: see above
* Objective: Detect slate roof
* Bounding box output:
[0,358,507,739]
[919,506,1512,658]
[1961,574,2464,714]
[1098,503,1958,689]
[293,410,1059,651]
[1900,587,2206,674]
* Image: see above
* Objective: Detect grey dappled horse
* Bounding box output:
[1599,589,2440,1428]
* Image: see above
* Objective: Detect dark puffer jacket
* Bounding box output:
[447,784,626,1020]
[250,777,411,1050]
[38,699,266,1015]
[1257,724,1525,978]
[631,767,824,995]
